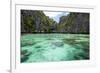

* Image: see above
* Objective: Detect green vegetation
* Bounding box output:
[21,10,57,33]
[58,13,89,33]
[21,10,89,33]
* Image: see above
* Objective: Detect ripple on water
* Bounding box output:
[21,34,89,62]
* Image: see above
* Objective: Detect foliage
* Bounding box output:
[21,10,89,34]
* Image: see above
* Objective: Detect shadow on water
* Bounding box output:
[35,45,42,48]
[62,38,89,60]
[21,50,32,62]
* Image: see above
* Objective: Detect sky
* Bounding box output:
[43,11,69,23]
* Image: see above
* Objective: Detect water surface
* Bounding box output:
[21,34,89,63]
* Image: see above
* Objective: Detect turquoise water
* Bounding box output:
[21,34,89,63]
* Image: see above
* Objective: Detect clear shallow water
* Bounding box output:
[21,34,89,63]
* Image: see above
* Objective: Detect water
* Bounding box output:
[21,34,89,63]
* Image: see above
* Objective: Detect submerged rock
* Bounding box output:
[52,42,64,47]
[21,40,36,47]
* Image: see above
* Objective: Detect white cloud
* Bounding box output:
[64,12,70,15]
[43,11,69,18]
[43,11,63,17]
[43,11,69,23]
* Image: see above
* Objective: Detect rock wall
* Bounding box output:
[21,10,57,33]
[21,10,89,34]
[58,13,89,34]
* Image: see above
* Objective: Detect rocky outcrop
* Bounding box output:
[21,10,57,33]
[21,10,89,34]
[58,13,89,34]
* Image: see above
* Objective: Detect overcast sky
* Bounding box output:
[43,11,69,23]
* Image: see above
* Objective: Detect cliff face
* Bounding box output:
[21,10,89,34]
[58,13,89,34]
[21,10,57,33]
[21,10,46,33]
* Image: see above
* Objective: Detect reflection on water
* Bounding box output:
[21,34,89,63]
